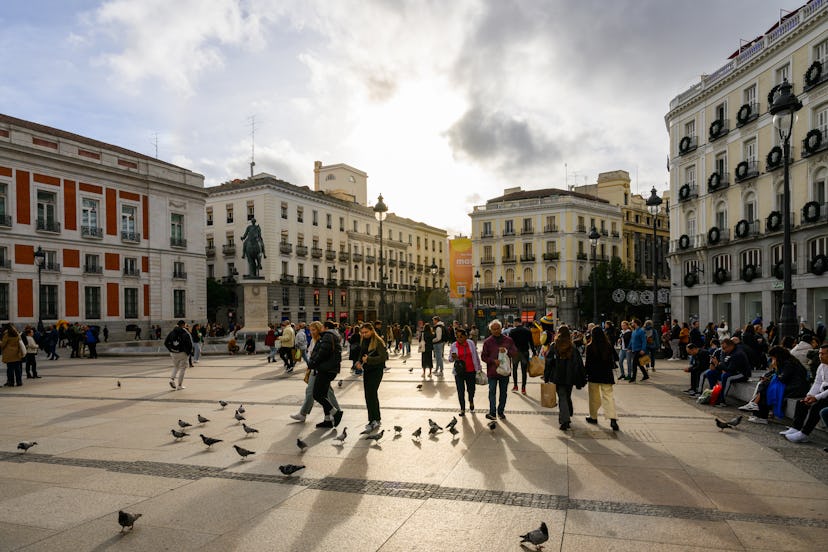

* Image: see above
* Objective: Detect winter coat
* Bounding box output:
[584,344,615,385]
[544,344,586,388]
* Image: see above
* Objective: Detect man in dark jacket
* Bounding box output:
[689,320,704,348]
[712,338,750,406]
[670,320,681,360]
[165,320,194,390]
[309,320,344,428]
[685,343,709,396]
[509,322,533,394]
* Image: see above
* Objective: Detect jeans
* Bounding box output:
[629,351,649,381]
[617,349,629,378]
[299,347,309,365]
[793,397,828,435]
[193,343,201,362]
[720,372,745,404]
[268,346,277,361]
[512,351,529,388]
[363,366,384,422]
[403,341,411,356]
[301,370,340,416]
[556,384,574,424]
[819,406,828,429]
[433,343,445,372]
[6,360,23,386]
[25,353,38,377]
[454,371,476,411]
[312,370,337,416]
[488,375,508,416]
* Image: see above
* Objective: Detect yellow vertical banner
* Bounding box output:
[449,238,473,299]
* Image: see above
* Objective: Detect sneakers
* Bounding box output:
[363,420,380,432]
[485,413,496,421]
[738,401,759,411]
[169,379,176,390]
[585,417,598,425]
[469,401,475,411]
[512,385,518,392]
[316,420,333,429]
[785,430,810,443]
[610,419,619,431]
[177,385,186,390]
[498,413,507,420]
[521,387,526,395]
[779,427,798,435]
[747,416,768,424]
[333,409,344,427]
[290,413,307,422]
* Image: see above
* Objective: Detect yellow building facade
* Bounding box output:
[666,1,828,326]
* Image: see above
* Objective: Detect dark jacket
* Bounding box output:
[348,330,361,361]
[721,345,751,378]
[310,330,341,375]
[584,344,615,385]
[689,327,704,347]
[544,345,586,388]
[777,358,810,397]
[359,337,388,371]
[692,348,710,372]
[164,327,193,355]
[509,325,533,353]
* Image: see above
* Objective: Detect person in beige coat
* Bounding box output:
[2,324,26,387]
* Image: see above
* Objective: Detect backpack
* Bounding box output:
[438,325,451,343]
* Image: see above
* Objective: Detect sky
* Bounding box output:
[0,0,802,237]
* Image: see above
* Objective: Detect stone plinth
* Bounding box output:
[241,279,269,333]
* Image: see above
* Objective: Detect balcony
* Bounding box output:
[123,267,140,277]
[121,230,141,243]
[765,146,788,171]
[802,128,827,158]
[297,276,310,285]
[481,231,494,239]
[611,230,620,238]
[327,278,338,286]
[173,270,187,280]
[734,160,759,182]
[577,224,586,233]
[311,247,323,259]
[801,201,828,225]
[678,135,698,155]
[280,274,294,284]
[206,246,216,258]
[366,255,376,264]
[480,257,495,265]
[0,258,12,270]
[735,102,759,127]
[353,252,364,262]
[577,252,588,261]
[36,218,61,233]
[339,252,350,262]
[170,237,187,248]
[222,244,235,256]
[544,225,558,233]
[83,264,103,275]
[804,60,828,92]
[324,250,336,261]
[708,118,730,141]
[81,225,103,239]
[42,262,61,273]
[765,211,796,233]
[354,280,366,287]
[0,214,11,228]
[502,255,517,264]
[340,278,350,287]
[733,219,762,239]
[706,227,731,246]
[707,173,730,193]
[542,252,560,261]
[388,259,397,267]
[312,277,325,286]
[502,229,515,237]
[280,243,293,254]
[677,183,699,202]
[296,245,308,257]
[520,227,534,235]
[416,264,424,272]
[520,254,536,262]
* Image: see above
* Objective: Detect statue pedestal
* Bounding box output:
[241,279,269,333]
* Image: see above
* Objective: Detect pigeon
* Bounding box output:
[117,380,121,388]
[242,423,259,436]
[234,410,246,423]
[394,425,403,434]
[237,404,246,414]
[428,418,442,431]
[200,434,223,448]
[170,429,189,440]
[219,400,228,409]
[118,510,142,532]
[408,367,413,372]
[446,416,458,430]
[715,418,735,431]
[279,464,305,476]
[488,420,497,430]
[297,437,308,452]
[449,426,459,438]
[727,415,743,427]
[338,380,343,388]
[364,429,385,443]
[416,384,423,390]
[519,522,549,550]
[17,441,37,452]
[428,425,440,436]
[332,427,348,445]
[233,444,255,459]
[178,419,192,429]
[197,414,210,424]
[412,427,422,439]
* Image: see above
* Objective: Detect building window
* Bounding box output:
[281,202,288,219]
[326,173,335,181]
[81,198,99,234]
[328,289,334,307]
[40,284,58,319]
[743,138,756,163]
[326,213,332,229]
[740,249,761,270]
[713,254,731,272]
[246,201,254,221]
[715,152,727,175]
[743,84,756,106]
[124,257,138,276]
[312,210,318,226]
[0,282,8,320]
[504,220,514,235]
[207,264,214,279]
[227,205,234,223]
[684,119,695,137]
[714,101,727,122]
[744,192,757,222]
[715,202,728,229]
[354,220,358,232]
[297,206,304,223]
[299,288,306,307]
[173,261,186,278]
[686,213,697,237]
[84,253,101,273]
[546,241,556,253]
[124,288,138,318]
[483,245,493,260]
[170,213,185,246]
[813,168,827,204]
[776,63,789,84]
[206,208,213,226]
[815,104,828,137]
[340,217,345,231]
[0,182,7,223]
[37,190,58,229]
[771,243,798,264]
[0,245,9,268]
[84,287,101,319]
[282,287,290,306]
[121,204,138,237]
[173,290,186,318]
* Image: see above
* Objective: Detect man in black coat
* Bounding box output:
[712,338,750,406]
[685,343,709,396]
[509,322,533,394]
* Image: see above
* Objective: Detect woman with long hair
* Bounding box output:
[421,323,434,378]
[584,326,619,431]
[356,323,388,432]
[544,325,586,431]
[291,321,342,424]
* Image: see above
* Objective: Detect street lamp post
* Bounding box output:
[328,266,338,321]
[496,276,504,313]
[589,227,600,324]
[770,79,802,342]
[34,246,46,332]
[646,187,663,328]
[430,261,438,290]
[373,194,388,325]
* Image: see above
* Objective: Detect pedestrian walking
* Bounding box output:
[356,323,388,431]
[279,321,296,372]
[308,320,344,428]
[509,321,533,394]
[23,328,40,379]
[191,323,203,363]
[102,325,109,343]
[1,324,26,387]
[421,323,434,377]
[480,319,518,421]
[432,316,447,375]
[584,326,619,431]
[84,325,98,359]
[544,325,586,431]
[164,320,193,390]
[449,328,482,416]
[291,321,341,424]
[295,322,309,365]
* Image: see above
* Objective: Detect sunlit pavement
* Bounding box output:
[0,349,826,551]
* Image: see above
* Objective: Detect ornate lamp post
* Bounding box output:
[589,226,600,324]
[34,246,46,332]
[646,187,663,328]
[473,270,481,306]
[770,79,802,342]
[373,194,388,324]
[430,261,438,289]
[496,276,504,311]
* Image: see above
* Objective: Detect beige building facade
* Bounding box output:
[666,1,828,327]
[206,162,448,326]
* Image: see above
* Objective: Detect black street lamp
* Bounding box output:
[430,261,438,289]
[473,270,481,307]
[646,187,663,328]
[373,194,388,325]
[589,226,600,324]
[496,275,504,310]
[34,246,46,332]
[770,79,802,342]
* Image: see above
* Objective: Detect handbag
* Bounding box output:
[638,353,651,366]
[475,370,488,386]
[293,348,301,361]
[528,356,545,378]
[540,382,558,408]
